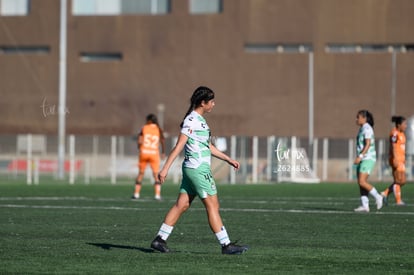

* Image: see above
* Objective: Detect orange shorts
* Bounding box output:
[139,154,160,174]
[389,159,405,173]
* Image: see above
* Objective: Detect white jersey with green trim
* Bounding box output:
[356,123,376,161]
[181,111,212,169]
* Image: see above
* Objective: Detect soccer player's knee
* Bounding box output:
[396,179,406,186]
[177,201,191,212]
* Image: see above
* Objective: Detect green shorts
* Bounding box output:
[356,159,376,175]
[180,163,217,199]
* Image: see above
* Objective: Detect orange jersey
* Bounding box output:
[389,128,406,163]
[139,124,162,155]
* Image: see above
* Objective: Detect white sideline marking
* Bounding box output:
[0,204,153,211]
[0,196,407,207]
[0,196,358,200]
[0,196,360,203]
[220,208,414,216]
[0,197,115,201]
[0,203,413,216]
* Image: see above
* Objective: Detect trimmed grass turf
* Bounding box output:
[0,179,414,274]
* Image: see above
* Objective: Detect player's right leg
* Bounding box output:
[151,193,195,252]
[132,157,147,199]
[132,175,143,199]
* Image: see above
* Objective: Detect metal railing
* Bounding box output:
[0,134,412,184]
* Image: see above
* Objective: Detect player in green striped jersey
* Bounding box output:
[354,110,383,212]
[150,86,248,254]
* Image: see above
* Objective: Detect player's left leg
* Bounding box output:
[354,185,370,212]
[382,161,396,201]
[150,155,161,200]
[356,161,382,210]
[381,182,395,197]
[202,195,248,254]
[394,165,406,205]
[382,166,399,205]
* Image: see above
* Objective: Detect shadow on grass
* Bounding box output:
[86,242,210,254]
[87,242,154,253]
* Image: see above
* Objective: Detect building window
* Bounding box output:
[80,52,123,62]
[190,0,222,14]
[325,44,413,53]
[0,0,30,16]
[122,0,170,14]
[245,43,313,54]
[73,0,120,15]
[0,46,50,55]
[72,0,170,15]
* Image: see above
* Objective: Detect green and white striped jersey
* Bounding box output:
[356,123,376,161]
[181,111,212,168]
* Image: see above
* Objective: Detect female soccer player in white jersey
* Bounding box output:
[354,110,383,212]
[150,86,248,254]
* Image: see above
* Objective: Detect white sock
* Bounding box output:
[157,223,173,241]
[361,196,369,208]
[215,226,231,246]
[369,188,381,199]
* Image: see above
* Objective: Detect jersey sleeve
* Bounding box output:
[180,117,193,137]
[181,112,202,138]
[363,125,374,139]
[390,131,398,144]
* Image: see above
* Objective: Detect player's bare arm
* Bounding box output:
[354,138,370,164]
[137,131,143,149]
[158,133,188,183]
[210,143,240,170]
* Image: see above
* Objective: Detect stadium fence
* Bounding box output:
[0,134,412,184]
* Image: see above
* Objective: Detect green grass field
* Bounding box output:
[1,178,414,274]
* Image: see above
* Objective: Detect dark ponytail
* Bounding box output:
[358,110,374,128]
[180,86,215,128]
[146,113,164,139]
[146,114,158,125]
[391,116,406,127]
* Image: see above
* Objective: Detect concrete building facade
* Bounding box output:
[1,0,413,138]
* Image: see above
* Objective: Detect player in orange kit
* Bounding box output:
[132,114,165,200]
[381,116,407,206]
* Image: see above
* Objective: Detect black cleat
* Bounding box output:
[151,236,170,253]
[222,242,249,255]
